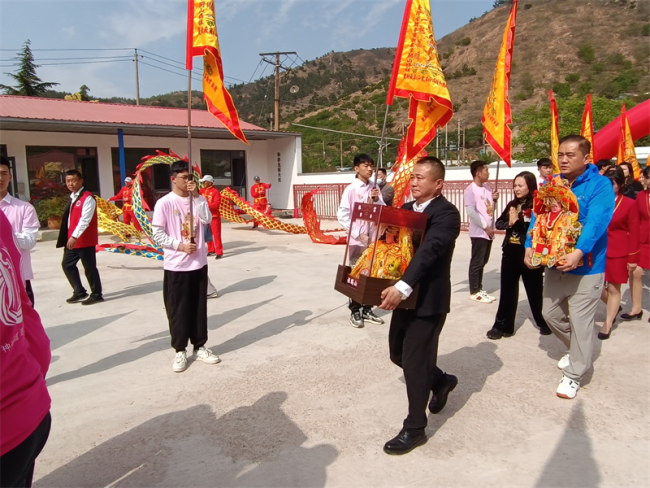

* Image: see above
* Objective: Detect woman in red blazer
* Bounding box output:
[621,165,650,323]
[599,167,640,339]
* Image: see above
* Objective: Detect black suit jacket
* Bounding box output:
[400,196,461,317]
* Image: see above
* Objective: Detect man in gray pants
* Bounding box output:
[525,135,614,399]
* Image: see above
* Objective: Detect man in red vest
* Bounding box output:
[199,175,223,259]
[250,176,271,229]
[56,170,103,305]
[109,176,141,232]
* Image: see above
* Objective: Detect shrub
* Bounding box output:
[578,43,595,64]
[643,24,650,36]
[456,37,471,46]
[524,3,533,9]
[607,53,626,65]
[442,48,454,60]
[565,73,581,83]
[578,82,593,97]
[34,195,69,221]
[552,82,572,98]
[592,63,604,74]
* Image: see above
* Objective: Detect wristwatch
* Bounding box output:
[398,290,408,301]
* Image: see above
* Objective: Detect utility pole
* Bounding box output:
[259,51,297,131]
[340,137,343,169]
[462,124,466,162]
[457,119,461,165]
[134,48,140,105]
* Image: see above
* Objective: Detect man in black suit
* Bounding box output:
[379,156,461,455]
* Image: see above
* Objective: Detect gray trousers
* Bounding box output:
[542,269,604,382]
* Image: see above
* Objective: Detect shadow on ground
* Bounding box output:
[35,392,338,488]
[535,401,600,488]
[219,276,277,295]
[103,281,163,300]
[426,342,503,437]
[47,312,133,351]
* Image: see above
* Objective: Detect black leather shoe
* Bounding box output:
[81,295,104,306]
[66,292,88,304]
[539,326,553,336]
[216,254,223,259]
[620,311,643,321]
[429,373,458,414]
[383,429,427,455]
[486,327,513,340]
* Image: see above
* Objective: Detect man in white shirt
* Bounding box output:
[55,170,103,305]
[0,156,40,306]
[537,158,554,186]
[337,154,385,328]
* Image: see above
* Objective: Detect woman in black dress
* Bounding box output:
[487,171,552,340]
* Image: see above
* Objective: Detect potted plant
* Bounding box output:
[34,195,69,230]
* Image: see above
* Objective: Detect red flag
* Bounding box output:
[549,91,560,174]
[386,0,453,161]
[482,0,518,167]
[186,0,248,145]
[617,104,641,179]
[580,94,595,164]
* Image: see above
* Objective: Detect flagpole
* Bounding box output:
[187,67,195,243]
[493,157,500,229]
[376,104,391,182]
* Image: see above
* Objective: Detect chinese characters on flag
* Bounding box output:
[482,0,518,167]
[386,0,453,161]
[186,0,248,145]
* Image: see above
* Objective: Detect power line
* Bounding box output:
[0,48,133,52]
[138,60,203,84]
[0,55,133,62]
[0,59,132,68]
[291,123,401,141]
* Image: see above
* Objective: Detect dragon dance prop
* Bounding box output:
[529,177,583,268]
[95,151,347,258]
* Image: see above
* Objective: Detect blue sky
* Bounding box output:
[0,0,495,99]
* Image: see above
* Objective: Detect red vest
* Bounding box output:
[69,191,98,249]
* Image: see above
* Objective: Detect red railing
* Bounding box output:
[293,181,515,229]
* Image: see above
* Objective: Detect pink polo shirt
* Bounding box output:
[0,194,40,280]
[0,211,51,456]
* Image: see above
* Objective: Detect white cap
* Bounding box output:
[199,175,214,183]
[124,177,133,183]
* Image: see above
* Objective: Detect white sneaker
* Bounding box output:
[557,353,570,370]
[479,290,496,302]
[172,351,187,372]
[207,291,219,299]
[556,375,580,399]
[195,347,221,364]
[469,292,491,303]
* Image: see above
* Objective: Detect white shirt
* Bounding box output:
[68,188,96,239]
[394,196,439,299]
[336,177,385,232]
[0,193,40,280]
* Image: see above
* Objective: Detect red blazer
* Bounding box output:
[607,195,639,262]
[200,187,221,217]
[637,189,650,249]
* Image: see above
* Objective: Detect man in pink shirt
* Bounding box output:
[0,211,51,487]
[463,160,499,303]
[0,156,40,306]
[152,160,221,373]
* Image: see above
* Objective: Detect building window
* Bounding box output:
[200,149,247,195]
[26,146,99,202]
[111,147,169,208]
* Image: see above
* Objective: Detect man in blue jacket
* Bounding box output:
[525,135,614,400]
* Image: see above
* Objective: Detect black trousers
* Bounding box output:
[389,310,447,431]
[469,237,493,294]
[62,247,102,297]
[348,245,372,314]
[25,280,34,307]
[163,265,208,352]
[0,412,51,488]
[493,247,547,334]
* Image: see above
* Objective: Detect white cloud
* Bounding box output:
[61,26,75,36]
[99,0,186,48]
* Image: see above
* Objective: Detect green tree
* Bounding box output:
[513,96,637,162]
[577,43,596,64]
[0,40,58,96]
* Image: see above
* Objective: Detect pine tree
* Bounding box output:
[0,40,58,96]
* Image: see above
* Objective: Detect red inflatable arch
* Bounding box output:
[592,99,650,161]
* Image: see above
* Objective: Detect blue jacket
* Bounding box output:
[525,164,614,275]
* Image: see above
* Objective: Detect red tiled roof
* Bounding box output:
[0,95,266,131]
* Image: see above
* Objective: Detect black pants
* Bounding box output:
[469,237,493,294]
[25,280,34,307]
[0,412,51,488]
[493,247,547,334]
[163,266,208,352]
[389,310,447,431]
[348,245,372,314]
[62,247,102,297]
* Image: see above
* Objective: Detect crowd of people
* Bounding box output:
[0,137,648,481]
